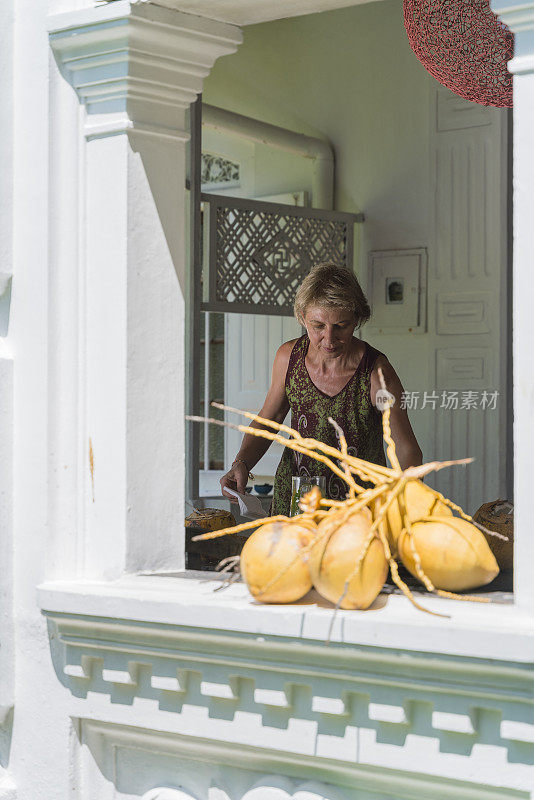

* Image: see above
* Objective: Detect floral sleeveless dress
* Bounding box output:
[270,334,387,517]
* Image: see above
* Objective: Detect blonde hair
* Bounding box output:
[294,262,371,328]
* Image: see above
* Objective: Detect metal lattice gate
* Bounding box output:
[201,193,360,316]
[186,98,362,504]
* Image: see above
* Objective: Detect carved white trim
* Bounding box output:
[492,1,534,73]
[491,1,534,33]
[40,595,534,793]
[143,789,199,800]
[79,718,527,800]
[201,152,240,188]
[241,780,347,800]
[120,0,386,27]
[508,53,534,74]
[45,1,242,580]
[38,574,530,661]
[0,353,13,719]
[83,117,190,143]
[0,772,16,800]
[436,292,493,336]
[48,2,242,134]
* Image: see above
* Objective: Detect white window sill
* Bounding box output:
[37,573,534,663]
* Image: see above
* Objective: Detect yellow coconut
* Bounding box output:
[398,515,499,592]
[309,508,388,610]
[386,480,452,553]
[240,521,316,603]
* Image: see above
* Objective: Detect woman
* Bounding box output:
[220,262,422,515]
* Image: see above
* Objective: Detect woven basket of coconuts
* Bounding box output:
[472,499,513,571]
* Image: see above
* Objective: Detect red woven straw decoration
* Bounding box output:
[403,0,514,108]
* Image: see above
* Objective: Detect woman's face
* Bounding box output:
[303,305,357,356]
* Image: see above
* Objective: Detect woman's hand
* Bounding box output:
[220,461,249,500]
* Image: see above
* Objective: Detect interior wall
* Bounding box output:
[201,127,316,202]
[203,0,431,250]
[203,0,509,513]
[203,0,433,452]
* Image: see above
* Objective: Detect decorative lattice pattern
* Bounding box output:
[201,153,240,187]
[403,0,514,108]
[212,205,351,313]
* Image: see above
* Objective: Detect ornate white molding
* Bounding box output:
[45,3,241,578]
[107,0,385,27]
[83,116,190,143]
[0,767,16,800]
[491,1,534,33]
[143,789,199,800]
[201,151,240,188]
[48,1,242,134]
[507,52,534,74]
[37,575,533,661]
[80,718,527,800]
[41,587,534,794]
[492,1,534,72]
[0,352,13,720]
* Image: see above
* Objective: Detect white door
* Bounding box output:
[224,313,301,477]
[425,86,509,514]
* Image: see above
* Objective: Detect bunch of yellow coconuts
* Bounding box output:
[239,481,499,610]
[189,374,504,614]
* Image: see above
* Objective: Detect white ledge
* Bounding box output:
[37,574,534,664]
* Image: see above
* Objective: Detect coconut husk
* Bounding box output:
[185,525,248,571]
[185,508,241,570]
[185,507,236,532]
[472,499,513,571]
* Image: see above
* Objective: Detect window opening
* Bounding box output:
[186,99,360,570]
[184,99,512,602]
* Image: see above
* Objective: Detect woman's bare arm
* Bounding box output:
[220,340,295,497]
[370,355,423,470]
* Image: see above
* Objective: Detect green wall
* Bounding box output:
[203,0,434,454]
[204,0,433,263]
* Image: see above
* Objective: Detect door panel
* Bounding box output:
[224,313,301,477]
[426,87,508,513]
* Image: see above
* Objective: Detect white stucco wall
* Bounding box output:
[1,1,532,799]
[0,0,15,791]
[3,0,77,795]
[2,2,241,797]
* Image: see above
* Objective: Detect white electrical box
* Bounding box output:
[367,247,427,334]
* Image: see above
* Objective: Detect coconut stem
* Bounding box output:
[210,402,393,483]
[187,373,496,619]
[377,366,401,473]
[328,416,361,496]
